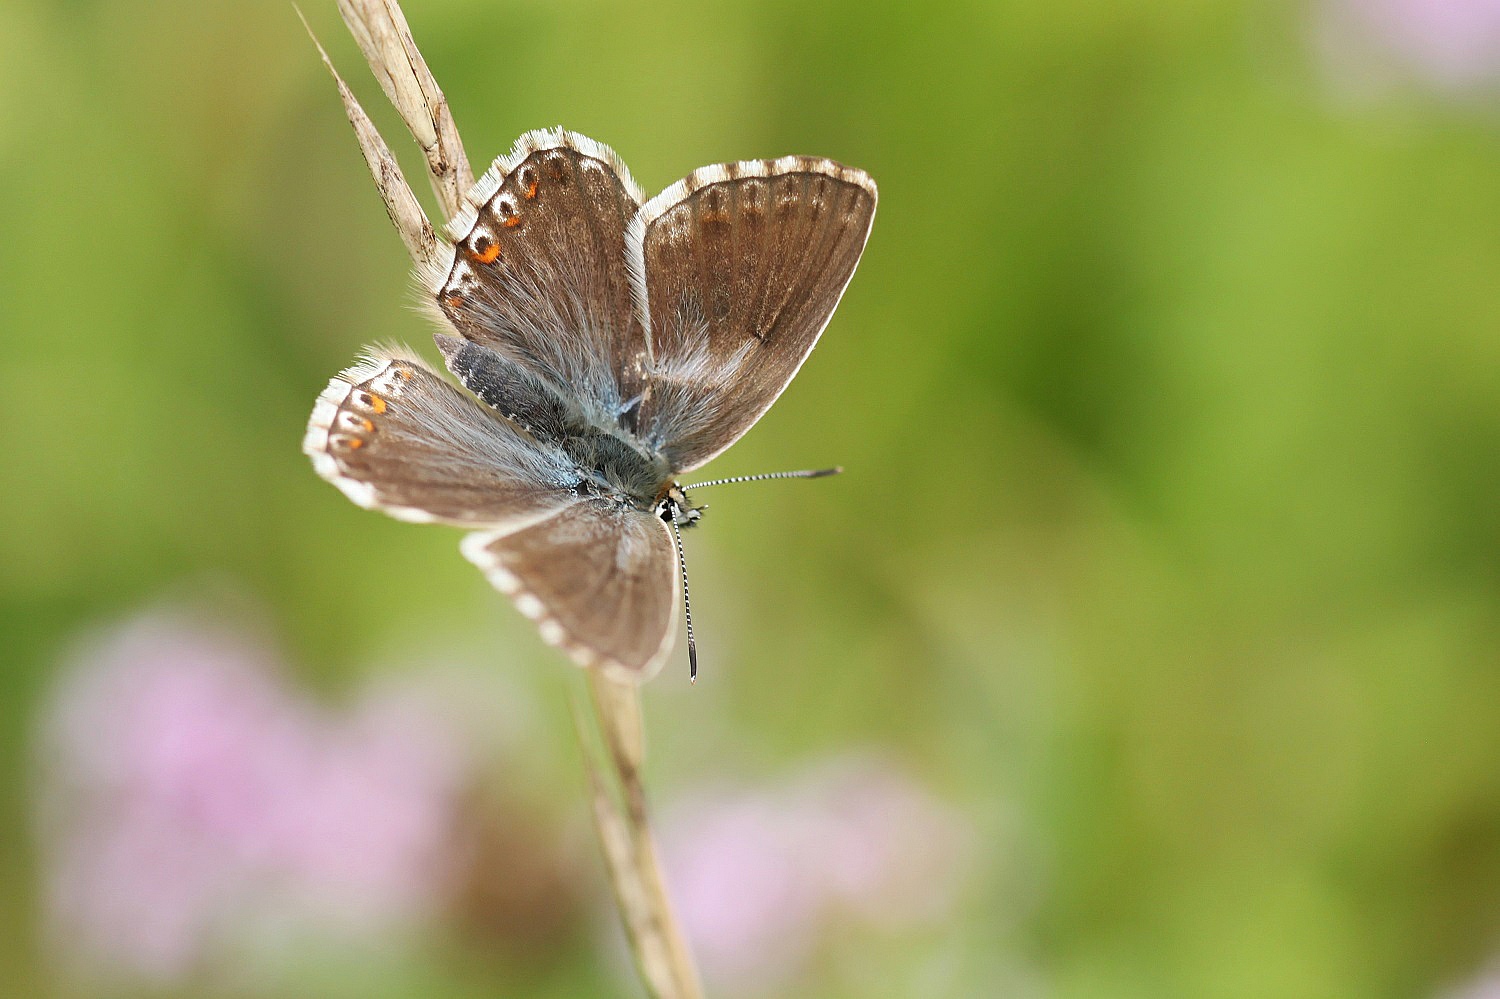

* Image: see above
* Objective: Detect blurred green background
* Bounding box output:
[4,0,1500,996]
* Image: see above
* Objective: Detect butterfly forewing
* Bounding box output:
[462,500,680,678]
[303,350,579,527]
[628,158,876,472]
[436,130,649,423]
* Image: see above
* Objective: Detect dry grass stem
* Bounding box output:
[299,10,445,278]
[584,672,703,999]
[335,0,474,219]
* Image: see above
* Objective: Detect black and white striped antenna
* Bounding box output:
[666,507,698,683]
[672,466,841,682]
[684,466,841,491]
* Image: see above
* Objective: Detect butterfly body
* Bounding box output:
[306,128,874,679]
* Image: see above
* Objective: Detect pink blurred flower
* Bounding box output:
[1317,0,1500,93]
[658,756,972,996]
[35,611,471,985]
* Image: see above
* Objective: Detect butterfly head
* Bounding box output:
[655,483,704,529]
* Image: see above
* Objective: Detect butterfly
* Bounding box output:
[304,128,876,681]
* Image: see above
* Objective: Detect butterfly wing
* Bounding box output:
[303,348,579,527]
[627,157,876,473]
[462,500,679,679]
[434,129,649,426]
[306,350,674,675]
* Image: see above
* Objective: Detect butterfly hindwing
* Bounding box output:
[461,500,680,679]
[627,157,877,472]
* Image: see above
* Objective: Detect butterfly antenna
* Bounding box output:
[684,466,843,490]
[668,509,699,683]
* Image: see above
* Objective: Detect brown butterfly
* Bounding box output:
[304,129,875,681]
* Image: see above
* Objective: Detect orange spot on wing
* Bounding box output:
[359,417,374,432]
[502,216,522,228]
[524,179,538,199]
[469,243,501,264]
[398,367,413,380]
[444,293,464,309]
[368,393,387,415]
[347,438,364,450]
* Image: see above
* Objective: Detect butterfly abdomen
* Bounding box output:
[435,334,578,440]
[438,334,666,505]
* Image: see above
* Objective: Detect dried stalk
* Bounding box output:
[299,9,446,278]
[582,672,703,999]
[300,2,700,994]
[334,0,473,219]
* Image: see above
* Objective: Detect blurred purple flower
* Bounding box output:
[658,756,972,996]
[1317,0,1500,92]
[35,611,471,985]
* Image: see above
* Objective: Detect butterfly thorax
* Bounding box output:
[561,423,673,508]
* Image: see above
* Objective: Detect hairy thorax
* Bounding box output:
[562,424,673,508]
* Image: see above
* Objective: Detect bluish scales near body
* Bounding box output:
[307,127,875,680]
[436,334,672,507]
